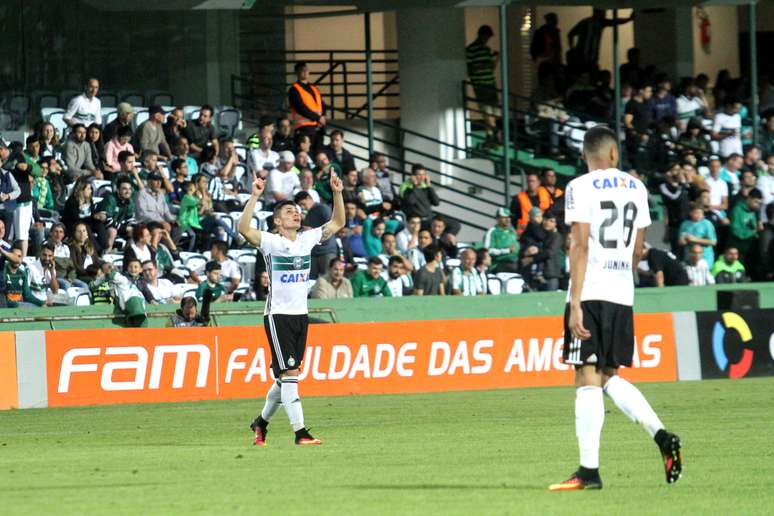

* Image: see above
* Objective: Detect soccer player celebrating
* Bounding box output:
[550,126,682,491]
[239,170,344,446]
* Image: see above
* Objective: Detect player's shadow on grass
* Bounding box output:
[345,484,539,491]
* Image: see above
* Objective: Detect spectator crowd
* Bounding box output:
[2,50,773,312]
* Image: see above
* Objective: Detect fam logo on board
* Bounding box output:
[712,312,754,378]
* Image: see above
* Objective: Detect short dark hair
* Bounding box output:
[293,191,312,204]
[170,158,186,172]
[541,168,555,177]
[117,125,133,139]
[381,232,396,243]
[583,126,618,156]
[367,256,383,266]
[431,214,445,224]
[116,177,133,189]
[25,135,38,146]
[422,244,440,263]
[272,200,296,219]
[294,61,307,73]
[200,104,214,116]
[72,123,86,132]
[141,260,156,269]
[211,241,229,255]
[478,25,493,38]
[748,188,763,200]
[328,258,343,269]
[118,150,133,164]
[388,255,403,267]
[40,242,56,254]
[330,129,343,139]
[125,258,141,268]
[475,247,489,266]
[411,163,426,175]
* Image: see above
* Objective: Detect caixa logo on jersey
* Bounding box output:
[696,310,774,379]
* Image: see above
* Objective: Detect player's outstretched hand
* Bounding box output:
[251,172,265,197]
[569,304,591,341]
[330,171,343,193]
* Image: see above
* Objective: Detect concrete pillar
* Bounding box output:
[397,7,467,180]
[635,8,694,80]
[205,10,240,106]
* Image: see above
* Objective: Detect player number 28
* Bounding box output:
[598,201,638,249]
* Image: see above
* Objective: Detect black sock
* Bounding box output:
[577,466,600,480]
[654,429,668,448]
[256,416,268,429]
[294,427,308,437]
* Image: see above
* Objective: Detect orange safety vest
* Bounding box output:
[539,185,563,204]
[290,82,323,129]
[516,189,552,233]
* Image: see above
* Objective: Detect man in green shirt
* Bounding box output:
[466,24,499,146]
[96,176,136,251]
[3,246,48,307]
[483,207,520,272]
[728,188,763,266]
[196,261,230,302]
[351,256,392,297]
[711,247,748,283]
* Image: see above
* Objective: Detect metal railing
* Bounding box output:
[460,80,719,175]
[239,49,400,120]
[231,74,521,233]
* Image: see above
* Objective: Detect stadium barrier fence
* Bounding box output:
[1,307,771,410]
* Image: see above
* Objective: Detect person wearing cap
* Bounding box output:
[267,150,300,206]
[103,102,134,143]
[483,207,520,273]
[64,78,101,128]
[195,260,230,303]
[168,289,213,328]
[135,105,171,159]
[183,104,218,160]
[134,169,176,233]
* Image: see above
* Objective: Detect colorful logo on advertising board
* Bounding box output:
[712,312,754,379]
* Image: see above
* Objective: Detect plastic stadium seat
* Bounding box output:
[217,109,240,138]
[0,111,13,131]
[101,106,117,120]
[353,257,368,271]
[133,109,149,130]
[504,276,526,294]
[184,106,201,120]
[36,92,60,109]
[103,253,123,265]
[232,163,248,186]
[122,92,145,107]
[60,90,80,108]
[237,254,257,285]
[445,258,461,269]
[9,94,31,127]
[184,254,208,273]
[99,92,118,108]
[234,145,248,163]
[41,107,64,122]
[149,91,174,106]
[487,275,502,295]
[94,180,112,198]
[48,111,68,140]
[75,293,92,306]
[228,249,254,260]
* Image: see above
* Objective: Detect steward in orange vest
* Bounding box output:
[511,172,552,233]
[288,62,326,129]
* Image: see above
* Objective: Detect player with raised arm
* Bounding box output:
[239,170,344,446]
[549,126,682,491]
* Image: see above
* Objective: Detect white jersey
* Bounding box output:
[259,227,322,315]
[565,168,651,307]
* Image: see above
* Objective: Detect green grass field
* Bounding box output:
[1,378,773,515]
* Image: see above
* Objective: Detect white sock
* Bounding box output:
[604,375,664,438]
[576,386,604,470]
[260,380,282,422]
[280,377,305,432]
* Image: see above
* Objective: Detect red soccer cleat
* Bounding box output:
[548,471,603,491]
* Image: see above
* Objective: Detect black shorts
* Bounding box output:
[473,84,498,106]
[264,314,309,377]
[562,301,634,370]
